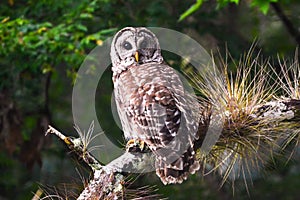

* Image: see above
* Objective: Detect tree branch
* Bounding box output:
[271,2,300,46]
[45,126,157,199]
[45,97,300,199]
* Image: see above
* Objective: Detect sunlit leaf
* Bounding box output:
[80,13,93,19]
[251,0,278,15]
[178,0,203,22]
[96,39,103,46]
[1,17,10,23]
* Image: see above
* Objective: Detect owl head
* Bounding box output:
[110,27,163,77]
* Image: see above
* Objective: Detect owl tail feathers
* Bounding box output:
[155,148,200,185]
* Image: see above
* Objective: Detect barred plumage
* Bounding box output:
[110,27,201,184]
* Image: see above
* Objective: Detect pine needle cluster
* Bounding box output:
[184,46,300,191]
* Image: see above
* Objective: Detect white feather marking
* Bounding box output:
[146,85,155,95]
[174,110,180,116]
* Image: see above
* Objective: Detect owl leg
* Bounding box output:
[126,139,147,152]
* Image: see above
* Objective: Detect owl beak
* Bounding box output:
[134,51,139,62]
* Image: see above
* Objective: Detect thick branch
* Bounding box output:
[106,151,155,173]
[77,169,125,200]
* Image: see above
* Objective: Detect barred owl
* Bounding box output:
[110,27,200,184]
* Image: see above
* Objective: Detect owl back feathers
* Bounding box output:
[113,62,201,184]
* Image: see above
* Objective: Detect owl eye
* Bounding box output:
[123,41,132,50]
[139,40,148,49]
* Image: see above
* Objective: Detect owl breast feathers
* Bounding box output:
[111,27,201,184]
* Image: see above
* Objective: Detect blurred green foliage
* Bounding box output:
[180,0,280,20]
[0,0,299,199]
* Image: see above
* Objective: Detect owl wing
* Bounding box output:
[116,63,200,184]
[126,82,181,148]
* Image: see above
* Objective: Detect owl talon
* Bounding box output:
[126,139,136,150]
[126,139,146,152]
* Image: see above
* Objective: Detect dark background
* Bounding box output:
[0,0,299,199]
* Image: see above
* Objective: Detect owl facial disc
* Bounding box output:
[110,27,163,78]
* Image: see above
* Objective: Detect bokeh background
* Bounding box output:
[0,0,299,199]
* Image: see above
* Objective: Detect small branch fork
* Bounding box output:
[46,126,125,199]
[45,126,156,199]
[46,125,101,170]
